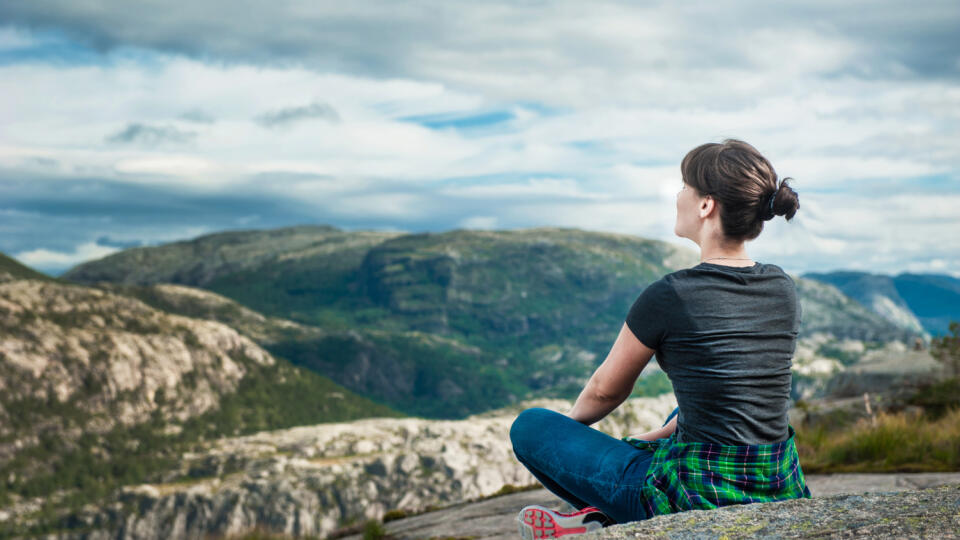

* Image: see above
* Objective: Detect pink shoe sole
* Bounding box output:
[516,505,606,539]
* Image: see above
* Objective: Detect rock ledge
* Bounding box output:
[586,483,960,539]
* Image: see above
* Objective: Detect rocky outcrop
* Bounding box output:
[42,396,678,539]
[340,474,960,540]
[97,282,325,345]
[0,279,272,439]
[824,339,942,398]
[587,483,960,539]
[0,275,397,521]
[790,332,940,400]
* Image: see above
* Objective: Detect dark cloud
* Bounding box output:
[0,169,586,274]
[105,122,196,145]
[24,156,59,167]
[95,235,144,249]
[255,102,340,128]
[0,174,328,273]
[1,1,957,99]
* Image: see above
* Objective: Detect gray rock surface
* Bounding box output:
[586,483,960,539]
[34,396,677,539]
[360,473,960,540]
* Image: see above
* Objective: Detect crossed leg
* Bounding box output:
[509,407,678,524]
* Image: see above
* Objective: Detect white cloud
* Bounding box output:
[114,155,216,178]
[0,2,958,277]
[750,192,960,276]
[459,216,498,230]
[440,177,602,200]
[14,242,118,270]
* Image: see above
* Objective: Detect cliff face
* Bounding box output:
[32,396,679,540]
[358,228,695,341]
[0,279,273,440]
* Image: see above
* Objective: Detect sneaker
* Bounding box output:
[516,505,612,539]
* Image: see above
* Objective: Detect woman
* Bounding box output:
[510,139,810,539]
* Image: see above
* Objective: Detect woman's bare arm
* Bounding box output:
[567,323,656,425]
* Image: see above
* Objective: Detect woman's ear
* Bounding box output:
[699,195,716,218]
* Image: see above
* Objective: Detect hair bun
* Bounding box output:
[766,178,800,221]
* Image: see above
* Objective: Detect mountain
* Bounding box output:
[793,277,922,343]
[890,273,960,336]
[62,225,931,414]
[802,270,960,337]
[0,263,400,518]
[63,226,701,414]
[62,224,404,289]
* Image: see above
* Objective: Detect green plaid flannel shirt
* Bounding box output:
[622,426,811,519]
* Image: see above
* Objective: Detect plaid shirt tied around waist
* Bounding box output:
[621,426,812,520]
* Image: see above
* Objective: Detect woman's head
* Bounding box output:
[676,139,799,244]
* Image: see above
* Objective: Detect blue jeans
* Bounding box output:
[509,406,679,524]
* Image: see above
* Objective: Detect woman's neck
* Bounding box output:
[699,249,754,267]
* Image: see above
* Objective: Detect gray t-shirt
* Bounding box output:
[625,261,801,445]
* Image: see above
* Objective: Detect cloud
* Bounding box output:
[1,1,957,108]
[13,241,118,271]
[459,215,498,229]
[0,3,958,278]
[255,102,340,128]
[440,177,603,200]
[94,235,144,249]
[105,122,197,145]
[179,108,215,124]
[113,155,214,178]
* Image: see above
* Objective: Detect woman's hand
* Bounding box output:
[627,415,677,441]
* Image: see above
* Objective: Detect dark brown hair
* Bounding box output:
[681,139,799,242]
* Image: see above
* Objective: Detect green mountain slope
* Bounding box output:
[63,226,700,415]
[62,225,929,417]
[108,282,519,418]
[62,224,404,287]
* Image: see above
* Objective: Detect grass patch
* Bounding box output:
[796,407,960,473]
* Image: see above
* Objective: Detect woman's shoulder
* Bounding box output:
[669,261,791,278]
[662,262,797,293]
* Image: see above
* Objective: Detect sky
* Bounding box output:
[1,1,958,278]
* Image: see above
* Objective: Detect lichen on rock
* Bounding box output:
[584,484,960,539]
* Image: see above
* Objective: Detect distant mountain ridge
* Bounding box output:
[66,226,700,417]
[802,270,960,336]
[58,225,934,417]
